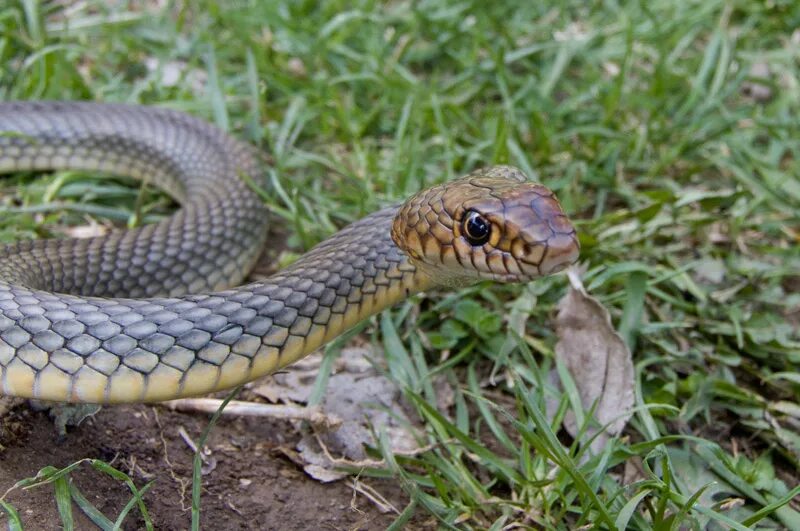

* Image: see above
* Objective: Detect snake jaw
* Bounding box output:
[391,165,579,285]
[538,232,581,275]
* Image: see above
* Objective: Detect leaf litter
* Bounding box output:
[249,347,421,483]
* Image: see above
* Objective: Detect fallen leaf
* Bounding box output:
[249,347,421,482]
[249,359,320,403]
[554,269,635,454]
[302,463,348,483]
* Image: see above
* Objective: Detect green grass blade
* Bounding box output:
[192,385,243,531]
[618,271,647,351]
[53,470,74,531]
[741,485,800,529]
[386,499,417,531]
[90,460,153,530]
[69,481,114,530]
[204,45,228,131]
[112,481,154,531]
[0,500,23,531]
[614,489,651,530]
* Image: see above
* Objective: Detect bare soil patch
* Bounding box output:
[0,402,423,530]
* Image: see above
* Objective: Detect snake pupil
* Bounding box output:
[463,211,491,246]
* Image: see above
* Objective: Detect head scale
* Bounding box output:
[391,166,579,286]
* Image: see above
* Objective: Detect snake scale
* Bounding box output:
[0,102,579,404]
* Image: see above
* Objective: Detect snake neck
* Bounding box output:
[258,206,435,370]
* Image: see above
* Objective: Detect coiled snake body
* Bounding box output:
[0,102,579,404]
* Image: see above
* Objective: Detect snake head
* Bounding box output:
[391,165,579,286]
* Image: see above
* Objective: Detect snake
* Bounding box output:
[0,102,579,404]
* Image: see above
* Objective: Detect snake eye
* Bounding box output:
[462,211,491,246]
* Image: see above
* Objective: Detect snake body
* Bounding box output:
[0,102,579,404]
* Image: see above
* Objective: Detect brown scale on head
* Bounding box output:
[391,165,580,286]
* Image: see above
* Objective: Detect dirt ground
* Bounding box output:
[0,398,427,530]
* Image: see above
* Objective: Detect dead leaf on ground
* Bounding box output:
[248,347,421,483]
[552,268,635,455]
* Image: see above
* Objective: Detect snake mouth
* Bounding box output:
[538,233,580,276]
[451,232,580,284]
[486,272,530,283]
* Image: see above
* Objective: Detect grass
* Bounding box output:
[1,0,799,528]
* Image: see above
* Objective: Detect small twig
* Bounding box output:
[163,398,342,431]
[313,432,385,469]
[177,426,217,475]
[178,426,200,454]
[566,265,586,292]
[351,477,399,515]
[312,431,435,469]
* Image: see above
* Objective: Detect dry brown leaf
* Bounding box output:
[301,463,349,483]
[554,269,635,454]
[249,347,421,482]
